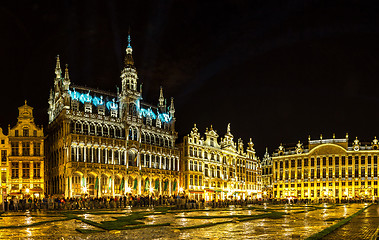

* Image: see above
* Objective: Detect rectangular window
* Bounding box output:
[33,142,41,156]
[328,157,333,166]
[374,155,378,165]
[361,156,365,165]
[11,142,19,156]
[342,167,346,178]
[15,130,19,137]
[349,156,353,165]
[22,162,30,178]
[335,156,339,166]
[348,167,352,178]
[361,167,365,177]
[322,157,326,166]
[304,158,308,167]
[335,167,339,178]
[33,162,41,178]
[1,150,6,163]
[23,128,29,137]
[355,165,359,177]
[11,162,19,178]
[342,156,346,165]
[22,142,30,156]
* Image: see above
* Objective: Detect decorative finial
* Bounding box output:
[64,64,70,79]
[346,133,349,139]
[320,134,323,140]
[333,133,335,139]
[24,100,27,105]
[127,27,132,49]
[227,123,231,134]
[158,86,164,107]
[170,97,175,114]
[55,55,62,78]
[308,135,311,141]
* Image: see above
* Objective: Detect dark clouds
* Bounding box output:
[1,1,379,157]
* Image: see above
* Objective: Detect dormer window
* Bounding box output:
[15,130,19,137]
[23,128,29,137]
[146,117,152,126]
[156,119,161,128]
[84,103,92,113]
[111,109,118,118]
[210,138,214,147]
[71,100,79,112]
[98,106,105,115]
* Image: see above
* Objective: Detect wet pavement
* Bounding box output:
[0,203,372,239]
[322,203,379,240]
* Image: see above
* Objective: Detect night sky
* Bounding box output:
[1,1,379,158]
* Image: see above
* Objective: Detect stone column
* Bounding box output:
[138,175,142,195]
[159,177,162,196]
[111,174,115,197]
[68,175,72,198]
[65,176,69,198]
[169,179,172,196]
[98,175,102,197]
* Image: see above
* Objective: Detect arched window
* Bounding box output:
[151,135,156,145]
[129,128,133,140]
[83,122,89,135]
[103,125,109,137]
[89,123,95,135]
[96,124,102,136]
[115,127,120,138]
[128,150,136,167]
[133,127,138,141]
[141,132,146,143]
[146,133,151,144]
[128,103,137,116]
[75,121,82,134]
[110,126,115,138]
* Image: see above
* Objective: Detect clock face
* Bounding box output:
[354,145,359,151]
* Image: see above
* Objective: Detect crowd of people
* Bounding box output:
[1,194,263,212]
[2,194,374,212]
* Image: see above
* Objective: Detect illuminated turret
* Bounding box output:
[158,87,165,108]
[169,97,175,117]
[121,31,138,93]
[55,55,62,79]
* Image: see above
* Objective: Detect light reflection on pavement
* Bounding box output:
[0,203,366,239]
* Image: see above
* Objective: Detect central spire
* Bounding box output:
[124,29,135,67]
[121,28,139,93]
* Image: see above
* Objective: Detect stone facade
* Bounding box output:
[272,135,379,201]
[180,124,261,201]
[46,34,180,198]
[5,101,45,198]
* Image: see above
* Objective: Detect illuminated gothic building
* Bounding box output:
[7,102,45,197]
[261,148,273,199]
[46,34,180,198]
[272,135,379,201]
[180,124,261,201]
[0,128,9,198]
